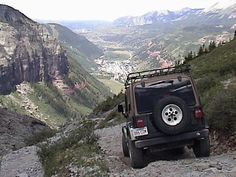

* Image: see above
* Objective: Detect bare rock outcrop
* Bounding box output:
[0,107,50,156]
[0,5,69,94]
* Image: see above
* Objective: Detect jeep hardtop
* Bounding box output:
[118,65,210,168]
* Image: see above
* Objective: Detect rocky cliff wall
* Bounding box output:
[0,5,69,94]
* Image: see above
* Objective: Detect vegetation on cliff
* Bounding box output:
[188,38,236,134]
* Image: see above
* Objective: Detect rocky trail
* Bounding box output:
[0,122,236,177]
[96,124,236,177]
[0,146,44,177]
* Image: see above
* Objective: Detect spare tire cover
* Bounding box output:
[153,96,190,135]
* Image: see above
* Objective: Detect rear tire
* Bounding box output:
[128,139,145,168]
[193,137,210,157]
[122,134,129,157]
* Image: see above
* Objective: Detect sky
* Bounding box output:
[0,0,229,21]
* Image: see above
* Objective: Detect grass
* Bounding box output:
[98,78,124,95]
[29,83,72,126]
[39,120,109,177]
[188,39,236,134]
[93,92,125,129]
[26,129,57,146]
[205,88,236,134]
[0,50,111,128]
[93,92,124,115]
[0,93,26,115]
[97,111,125,129]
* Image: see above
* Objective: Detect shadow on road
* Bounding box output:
[145,147,195,164]
[120,147,196,168]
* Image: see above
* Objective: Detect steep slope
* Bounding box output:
[189,39,236,137]
[0,107,50,156]
[0,5,69,94]
[0,4,110,127]
[46,23,103,70]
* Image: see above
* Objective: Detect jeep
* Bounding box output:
[118,65,210,168]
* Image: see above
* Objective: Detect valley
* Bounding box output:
[77,5,236,78]
[0,1,236,177]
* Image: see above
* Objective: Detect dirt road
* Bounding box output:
[0,146,44,177]
[96,124,236,177]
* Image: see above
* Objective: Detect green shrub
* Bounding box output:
[97,111,125,129]
[39,120,108,177]
[26,129,57,146]
[93,92,124,114]
[195,74,218,94]
[205,89,236,134]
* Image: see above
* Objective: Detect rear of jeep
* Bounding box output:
[118,65,210,168]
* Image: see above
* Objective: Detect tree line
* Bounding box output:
[184,30,236,63]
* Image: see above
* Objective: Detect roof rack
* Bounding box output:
[125,65,191,88]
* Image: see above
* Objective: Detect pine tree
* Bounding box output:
[188,51,193,60]
[184,51,193,63]
[198,45,204,56]
[209,41,216,52]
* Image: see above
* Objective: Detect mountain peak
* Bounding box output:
[0,4,34,24]
[204,0,236,12]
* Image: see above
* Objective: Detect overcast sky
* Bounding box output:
[0,0,228,21]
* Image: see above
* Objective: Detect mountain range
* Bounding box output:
[76,1,236,70]
[114,1,236,27]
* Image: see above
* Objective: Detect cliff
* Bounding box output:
[0,5,69,94]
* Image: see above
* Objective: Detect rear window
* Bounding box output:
[135,77,196,114]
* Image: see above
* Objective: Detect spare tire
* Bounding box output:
[153,96,189,135]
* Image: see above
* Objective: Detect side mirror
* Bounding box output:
[118,105,124,113]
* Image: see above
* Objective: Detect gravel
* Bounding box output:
[96,124,236,177]
[0,146,44,177]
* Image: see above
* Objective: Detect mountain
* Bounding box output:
[0,4,110,127]
[82,3,236,70]
[0,5,69,94]
[46,23,103,59]
[114,2,236,27]
[45,23,104,70]
[204,0,236,12]
[114,8,203,26]
[44,20,112,31]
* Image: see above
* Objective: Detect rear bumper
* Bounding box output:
[135,129,209,148]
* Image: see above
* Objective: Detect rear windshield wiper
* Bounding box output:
[149,80,174,86]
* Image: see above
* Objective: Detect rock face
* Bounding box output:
[0,107,50,156]
[0,5,69,94]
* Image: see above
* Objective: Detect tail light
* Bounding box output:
[195,108,203,119]
[135,119,145,128]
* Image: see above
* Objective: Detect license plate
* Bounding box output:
[130,127,148,137]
